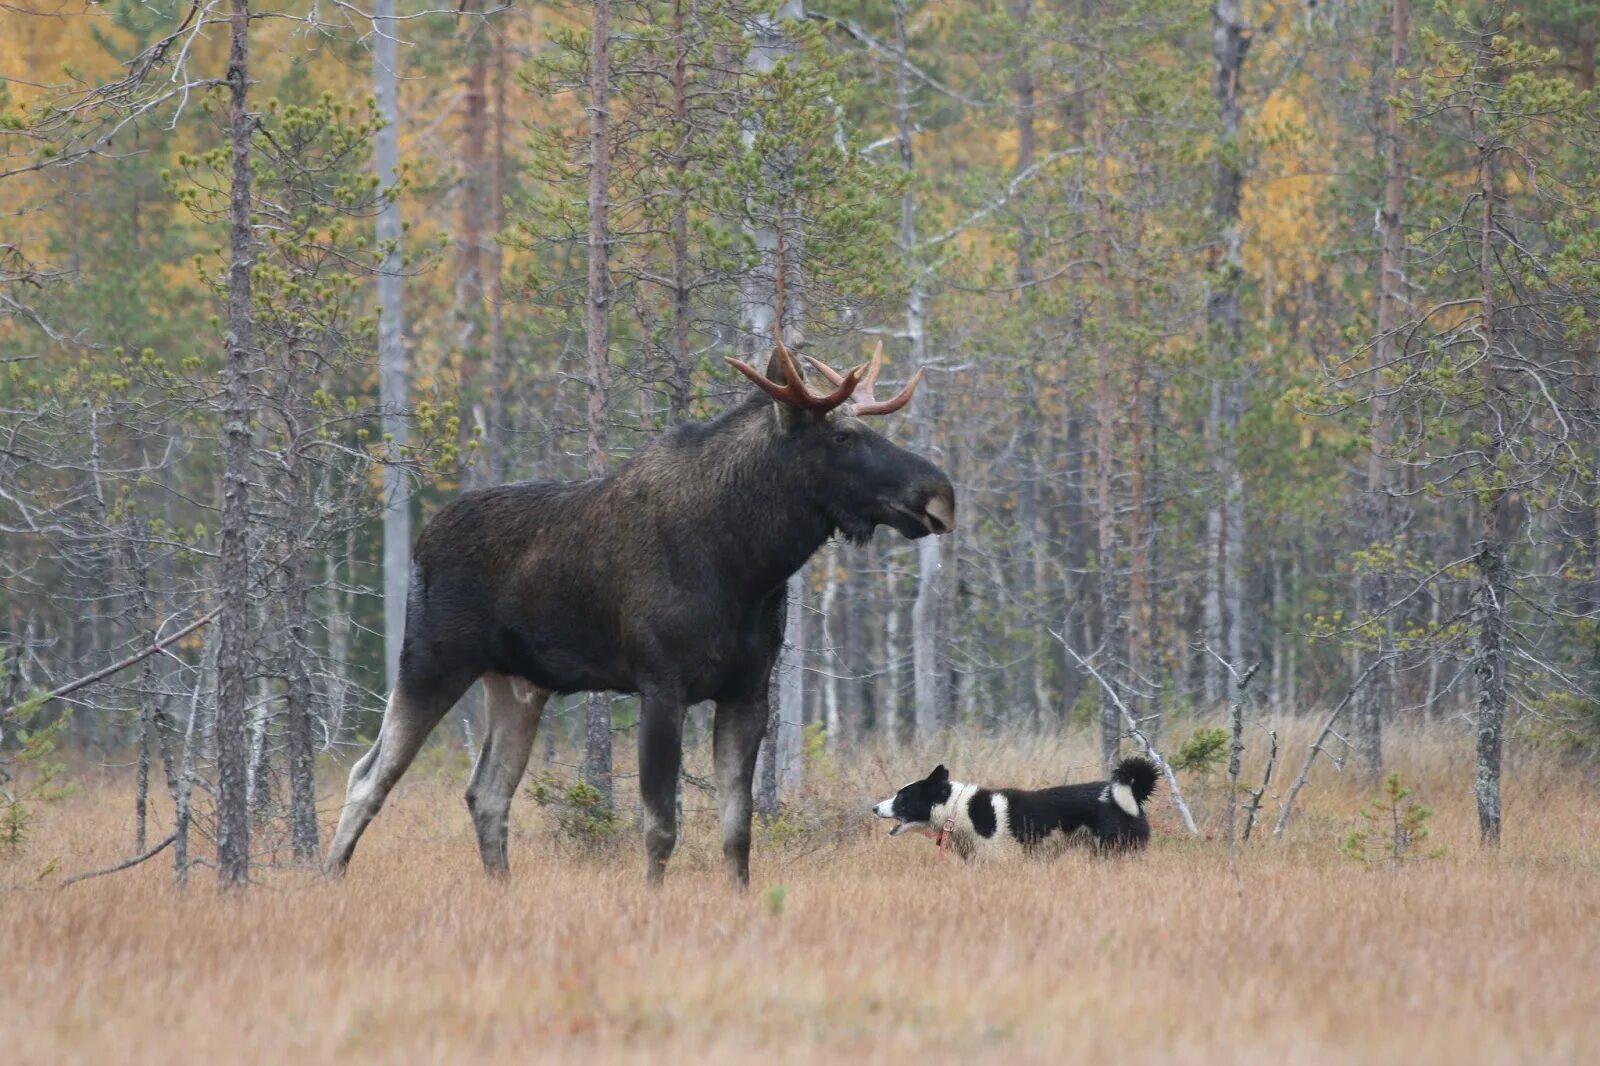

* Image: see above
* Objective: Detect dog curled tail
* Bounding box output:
[1107,756,1160,817]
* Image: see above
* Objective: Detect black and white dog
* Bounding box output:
[871,756,1160,859]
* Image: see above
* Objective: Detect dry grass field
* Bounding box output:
[4,724,1599,1065]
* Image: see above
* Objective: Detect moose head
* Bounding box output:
[725,337,954,546]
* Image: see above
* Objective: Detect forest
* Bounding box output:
[5,0,1600,862]
[4,0,1600,1060]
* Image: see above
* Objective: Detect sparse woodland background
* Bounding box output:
[3,0,1600,882]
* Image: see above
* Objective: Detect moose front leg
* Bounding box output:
[712,696,768,889]
[637,688,688,886]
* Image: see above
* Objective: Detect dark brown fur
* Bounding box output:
[326,357,954,887]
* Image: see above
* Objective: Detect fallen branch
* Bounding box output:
[1271,658,1383,840]
[1054,635,1199,837]
[61,832,176,887]
[0,606,219,722]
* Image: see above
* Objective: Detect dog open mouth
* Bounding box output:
[873,797,930,837]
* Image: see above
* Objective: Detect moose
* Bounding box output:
[324,339,955,887]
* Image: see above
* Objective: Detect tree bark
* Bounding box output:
[283,427,319,863]
[776,574,804,795]
[485,28,510,483]
[820,548,841,744]
[884,558,903,741]
[668,0,693,420]
[1061,412,1087,718]
[1205,0,1250,710]
[584,0,615,808]
[1010,0,1050,728]
[736,1,802,361]
[1092,114,1121,772]
[216,0,255,888]
[893,0,947,739]
[1472,40,1505,846]
[457,5,489,327]
[375,0,411,694]
[1354,0,1410,782]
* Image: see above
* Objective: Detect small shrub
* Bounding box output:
[1173,727,1230,776]
[527,772,619,850]
[0,693,72,857]
[1344,771,1442,868]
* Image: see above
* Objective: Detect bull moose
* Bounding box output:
[324,339,955,886]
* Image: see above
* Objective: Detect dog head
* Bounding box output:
[871,764,952,837]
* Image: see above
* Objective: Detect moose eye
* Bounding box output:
[831,430,852,446]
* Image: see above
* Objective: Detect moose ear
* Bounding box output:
[762,345,818,431]
[763,345,802,387]
[929,764,948,784]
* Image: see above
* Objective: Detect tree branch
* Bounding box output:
[60,832,177,887]
[806,11,990,108]
[1053,633,1200,836]
[1,607,220,723]
[1271,657,1384,840]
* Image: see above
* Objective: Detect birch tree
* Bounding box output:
[373,0,411,694]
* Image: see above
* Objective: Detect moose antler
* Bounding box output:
[806,340,926,416]
[724,332,863,413]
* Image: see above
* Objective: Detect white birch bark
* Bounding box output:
[373,0,411,694]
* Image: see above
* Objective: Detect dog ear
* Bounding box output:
[929,765,948,783]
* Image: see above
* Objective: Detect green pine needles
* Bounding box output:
[1344,771,1442,868]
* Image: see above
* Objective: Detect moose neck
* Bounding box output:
[718,420,837,598]
[639,399,839,601]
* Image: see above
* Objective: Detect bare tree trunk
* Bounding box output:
[1094,358,1121,769]
[323,532,353,745]
[1472,60,1505,847]
[457,6,488,330]
[757,692,779,816]
[893,0,946,739]
[1128,358,1152,732]
[485,26,511,482]
[776,574,804,795]
[282,457,319,861]
[1011,0,1049,727]
[1204,0,1250,712]
[375,0,411,694]
[1202,382,1224,709]
[1092,116,1121,772]
[1269,546,1284,710]
[247,669,273,828]
[1286,546,1300,714]
[135,678,151,853]
[884,559,903,741]
[737,1,802,360]
[216,0,255,888]
[131,529,156,854]
[584,0,615,808]
[820,549,841,744]
[173,638,209,887]
[1354,0,1410,781]
[668,0,693,420]
[1061,413,1087,718]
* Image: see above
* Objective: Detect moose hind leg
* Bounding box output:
[638,691,687,886]
[466,673,549,876]
[713,698,768,889]
[324,676,468,876]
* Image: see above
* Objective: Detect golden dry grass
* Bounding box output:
[4,724,1599,1065]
